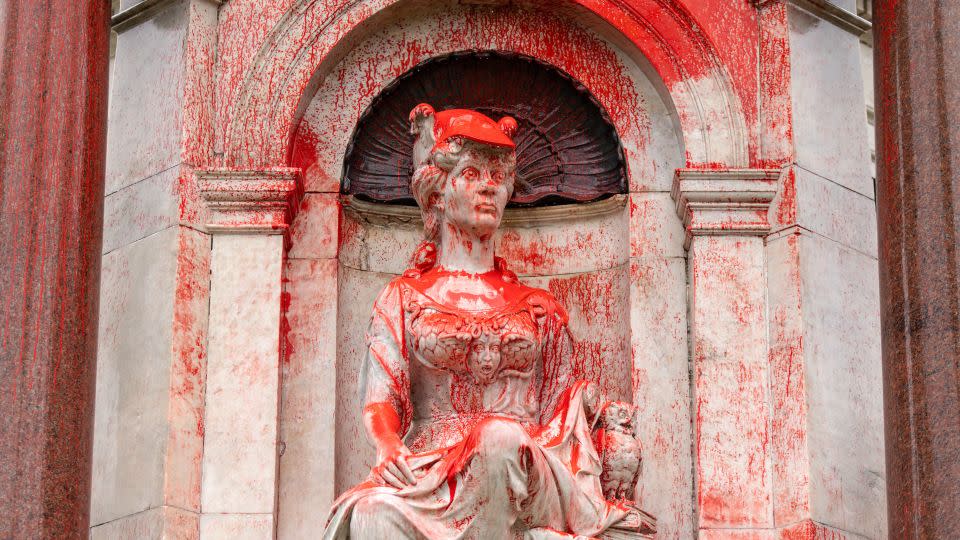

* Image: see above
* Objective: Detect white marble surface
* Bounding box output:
[101,166,179,255]
[164,228,211,512]
[334,266,395,493]
[339,200,631,277]
[201,234,284,514]
[629,256,693,540]
[288,193,340,260]
[526,266,633,401]
[688,235,773,529]
[199,513,274,540]
[794,167,878,257]
[798,233,885,539]
[107,2,189,193]
[764,230,812,527]
[90,506,198,540]
[495,205,629,277]
[91,227,179,526]
[278,259,339,538]
[337,211,423,275]
[629,192,687,259]
[788,4,873,198]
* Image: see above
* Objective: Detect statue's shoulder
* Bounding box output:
[514,283,569,325]
[370,276,410,308]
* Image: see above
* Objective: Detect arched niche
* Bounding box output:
[277,3,694,538]
[341,51,628,206]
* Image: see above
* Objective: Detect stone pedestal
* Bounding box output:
[874,1,960,537]
[0,1,110,537]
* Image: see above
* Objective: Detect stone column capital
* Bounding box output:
[197,168,303,235]
[671,168,781,248]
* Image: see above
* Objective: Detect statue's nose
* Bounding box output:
[478,183,496,196]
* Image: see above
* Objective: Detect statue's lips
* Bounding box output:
[474,202,498,215]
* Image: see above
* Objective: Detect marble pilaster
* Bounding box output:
[198,168,301,538]
[673,168,778,533]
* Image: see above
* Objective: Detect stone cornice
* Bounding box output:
[197,168,302,235]
[754,0,871,36]
[672,168,781,249]
[111,0,222,32]
[343,194,628,229]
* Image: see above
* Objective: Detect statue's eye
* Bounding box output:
[462,167,479,180]
[490,345,500,352]
[492,171,505,182]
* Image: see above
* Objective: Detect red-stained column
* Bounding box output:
[0,1,110,538]
[874,1,960,538]
[672,169,779,537]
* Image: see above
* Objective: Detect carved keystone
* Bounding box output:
[671,168,781,249]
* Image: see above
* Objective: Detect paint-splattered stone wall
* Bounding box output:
[91,1,884,539]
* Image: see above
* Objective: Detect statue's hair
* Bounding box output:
[408,139,516,273]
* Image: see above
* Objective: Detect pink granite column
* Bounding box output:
[874,1,960,537]
[0,1,111,537]
[672,169,779,537]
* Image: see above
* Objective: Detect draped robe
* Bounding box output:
[322,267,638,539]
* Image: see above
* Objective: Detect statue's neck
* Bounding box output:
[438,224,495,274]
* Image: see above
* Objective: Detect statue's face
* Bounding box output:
[441,146,513,239]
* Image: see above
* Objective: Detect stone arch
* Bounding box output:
[220,0,751,171]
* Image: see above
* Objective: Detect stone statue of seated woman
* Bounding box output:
[322,104,657,539]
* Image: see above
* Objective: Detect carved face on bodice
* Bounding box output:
[467,332,502,385]
[441,147,514,240]
[404,286,541,388]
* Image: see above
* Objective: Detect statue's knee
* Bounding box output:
[475,418,531,454]
[352,493,395,521]
[350,493,407,538]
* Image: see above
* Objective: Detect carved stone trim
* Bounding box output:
[111,0,221,32]
[755,0,872,36]
[197,168,303,235]
[343,194,628,229]
[791,0,871,35]
[671,168,781,249]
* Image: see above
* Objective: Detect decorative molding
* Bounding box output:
[197,168,303,235]
[343,194,628,229]
[111,0,221,32]
[755,0,871,36]
[671,168,781,249]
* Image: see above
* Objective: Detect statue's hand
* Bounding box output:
[374,443,418,489]
[582,381,602,422]
[611,504,657,534]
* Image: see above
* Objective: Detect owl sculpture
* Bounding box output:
[595,401,642,502]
